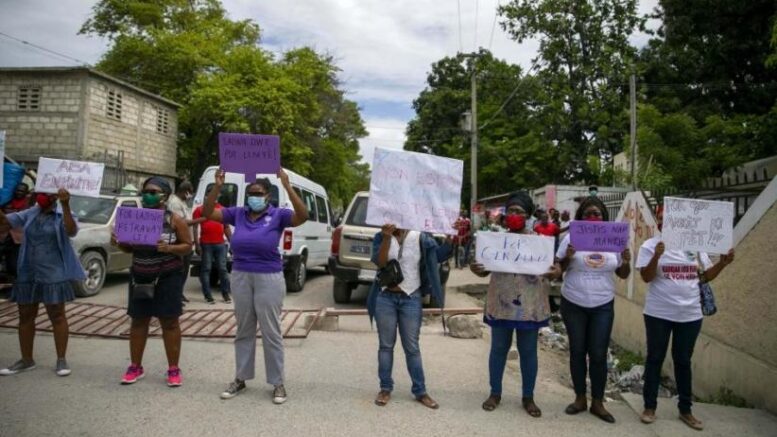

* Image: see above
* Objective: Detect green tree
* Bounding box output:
[499,0,644,183]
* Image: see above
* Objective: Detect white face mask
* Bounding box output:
[185,193,193,201]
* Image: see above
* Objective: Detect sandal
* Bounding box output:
[522,397,542,418]
[416,394,440,410]
[374,390,391,406]
[482,395,501,411]
[679,413,704,431]
[565,402,587,415]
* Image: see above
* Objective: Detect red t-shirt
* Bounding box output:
[534,222,560,237]
[454,217,471,244]
[193,204,226,244]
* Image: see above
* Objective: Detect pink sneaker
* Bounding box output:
[121,364,145,385]
[167,367,182,387]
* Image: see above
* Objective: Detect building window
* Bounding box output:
[156,107,169,134]
[17,86,41,111]
[106,89,122,121]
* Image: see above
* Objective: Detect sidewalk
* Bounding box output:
[1,322,774,436]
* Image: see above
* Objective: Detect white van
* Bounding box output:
[191,166,334,292]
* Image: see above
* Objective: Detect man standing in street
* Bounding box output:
[453,210,472,269]
[167,181,195,303]
[192,190,232,304]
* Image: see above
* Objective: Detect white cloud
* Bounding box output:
[359,116,408,166]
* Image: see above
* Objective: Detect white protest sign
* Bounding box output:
[35,157,105,198]
[366,147,463,235]
[475,231,555,275]
[662,197,734,254]
[0,130,5,188]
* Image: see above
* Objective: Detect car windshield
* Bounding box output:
[69,196,117,225]
[346,196,378,227]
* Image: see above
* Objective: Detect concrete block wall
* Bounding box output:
[0,72,82,162]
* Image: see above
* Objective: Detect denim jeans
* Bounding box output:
[489,326,539,398]
[560,297,614,400]
[199,243,231,300]
[375,290,426,397]
[643,314,703,414]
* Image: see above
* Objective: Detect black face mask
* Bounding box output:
[13,192,26,199]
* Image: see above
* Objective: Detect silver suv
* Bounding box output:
[69,194,141,296]
[328,191,450,303]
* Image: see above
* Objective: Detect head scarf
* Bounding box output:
[143,176,173,195]
[504,191,534,216]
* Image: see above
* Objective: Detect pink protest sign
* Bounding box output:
[569,221,629,253]
[219,133,280,182]
[114,207,164,246]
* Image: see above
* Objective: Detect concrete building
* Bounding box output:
[0,67,180,190]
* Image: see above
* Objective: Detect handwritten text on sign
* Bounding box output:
[114,207,164,246]
[35,158,105,198]
[662,197,733,254]
[476,231,555,275]
[219,133,280,182]
[366,148,463,235]
[569,221,629,253]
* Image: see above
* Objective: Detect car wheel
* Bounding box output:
[286,254,307,292]
[74,251,106,297]
[333,278,352,304]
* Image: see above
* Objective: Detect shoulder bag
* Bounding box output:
[696,252,717,316]
[377,234,405,288]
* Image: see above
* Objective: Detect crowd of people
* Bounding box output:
[0,174,736,431]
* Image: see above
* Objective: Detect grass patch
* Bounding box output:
[613,347,644,372]
[700,387,753,409]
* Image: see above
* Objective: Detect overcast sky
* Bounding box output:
[0,0,658,166]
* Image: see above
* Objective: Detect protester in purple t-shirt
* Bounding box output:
[201,168,308,404]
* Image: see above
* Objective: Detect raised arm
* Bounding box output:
[278,169,308,227]
[701,249,735,282]
[202,170,225,223]
[58,189,77,237]
[374,224,395,268]
[639,242,664,283]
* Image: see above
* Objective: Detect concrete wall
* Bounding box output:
[613,188,777,414]
[0,70,83,162]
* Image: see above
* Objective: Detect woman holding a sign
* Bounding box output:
[112,177,193,387]
[636,207,735,430]
[556,196,631,423]
[202,169,308,404]
[0,188,84,377]
[470,192,561,417]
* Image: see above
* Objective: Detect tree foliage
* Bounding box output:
[80,0,368,209]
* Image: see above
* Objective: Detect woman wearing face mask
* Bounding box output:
[470,192,561,417]
[0,189,84,377]
[556,196,631,423]
[202,169,308,404]
[112,177,192,387]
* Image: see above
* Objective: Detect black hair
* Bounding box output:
[247,178,272,194]
[575,196,609,221]
[142,176,173,195]
[176,181,193,194]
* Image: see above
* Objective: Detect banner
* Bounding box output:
[114,207,164,245]
[35,157,104,198]
[569,220,629,253]
[662,197,734,254]
[366,148,463,235]
[219,133,280,182]
[475,231,555,275]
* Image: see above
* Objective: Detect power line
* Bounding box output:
[473,0,479,50]
[488,0,500,51]
[457,0,464,53]
[0,31,92,66]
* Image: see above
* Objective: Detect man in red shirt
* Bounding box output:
[453,211,472,268]
[533,209,560,237]
[193,198,232,304]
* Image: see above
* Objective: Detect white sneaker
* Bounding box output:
[0,359,36,376]
[55,358,71,376]
[272,384,287,404]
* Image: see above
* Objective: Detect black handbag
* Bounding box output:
[130,276,158,300]
[377,235,406,288]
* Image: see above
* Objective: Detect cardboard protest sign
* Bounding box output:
[35,157,104,198]
[662,197,733,254]
[114,207,164,245]
[569,221,629,253]
[366,147,463,235]
[219,133,280,182]
[475,231,555,275]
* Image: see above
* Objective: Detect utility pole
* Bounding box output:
[470,59,478,221]
[629,73,638,191]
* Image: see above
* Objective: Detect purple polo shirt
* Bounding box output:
[221,205,294,273]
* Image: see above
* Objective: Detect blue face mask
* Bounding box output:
[246,195,268,212]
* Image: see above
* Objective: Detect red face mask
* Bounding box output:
[36,194,54,209]
[585,216,603,222]
[505,214,526,231]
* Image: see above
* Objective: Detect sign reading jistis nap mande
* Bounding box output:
[366,148,463,235]
[35,157,105,198]
[475,231,555,275]
[662,196,734,254]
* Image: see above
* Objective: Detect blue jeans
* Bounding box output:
[199,243,231,300]
[643,314,702,414]
[375,290,426,397]
[561,297,614,400]
[489,326,539,398]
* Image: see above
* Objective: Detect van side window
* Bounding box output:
[206,183,238,207]
[121,200,138,208]
[315,196,328,224]
[302,190,318,221]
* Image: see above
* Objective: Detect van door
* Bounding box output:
[298,188,322,265]
[314,194,332,267]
